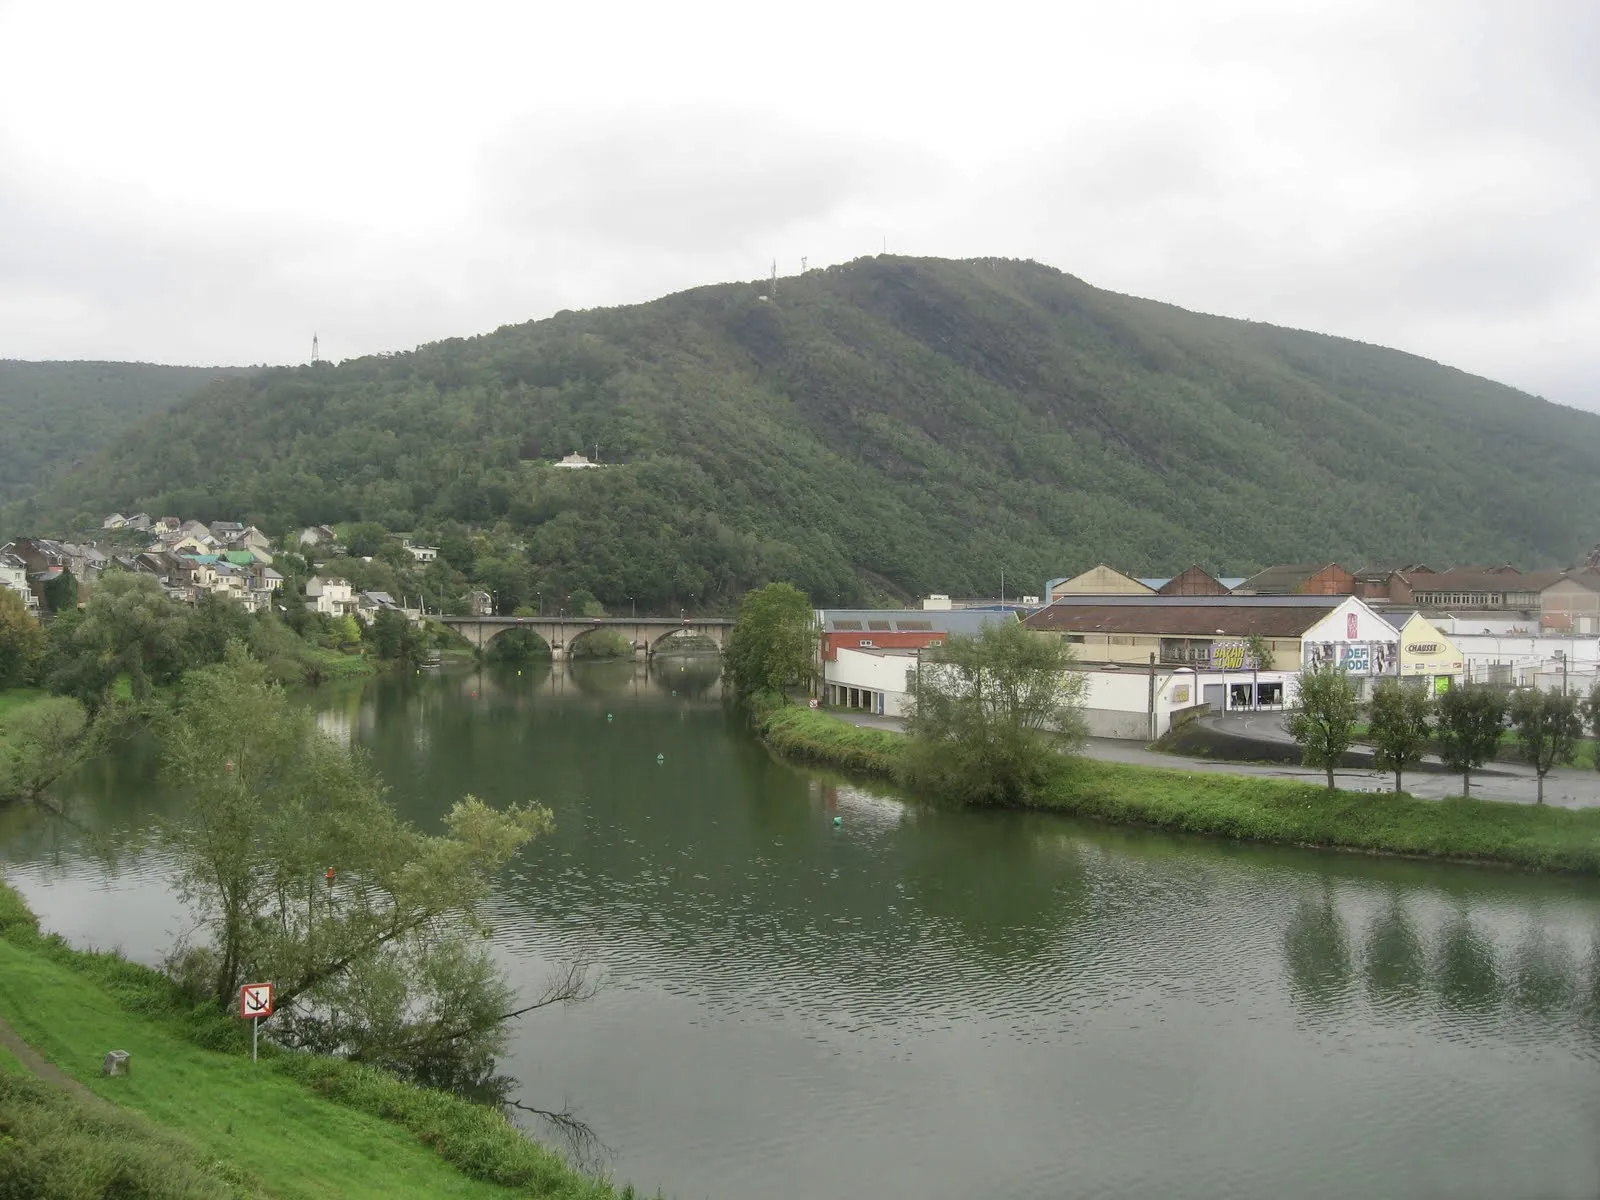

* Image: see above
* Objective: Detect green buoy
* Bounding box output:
[833,816,842,826]
[656,753,665,763]
[607,713,613,721]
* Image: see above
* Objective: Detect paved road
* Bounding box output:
[832,711,1600,809]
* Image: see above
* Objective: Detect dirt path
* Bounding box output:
[0,1008,101,1101]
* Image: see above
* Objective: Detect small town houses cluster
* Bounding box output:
[820,557,1600,742]
[0,515,437,627]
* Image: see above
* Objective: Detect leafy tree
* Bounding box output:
[724,583,816,701]
[0,696,97,802]
[183,593,254,667]
[1588,684,1600,769]
[45,573,188,708]
[1367,680,1432,794]
[41,568,77,614]
[156,648,558,1080]
[343,521,391,558]
[1508,688,1583,804]
[1436,684,1507,797]
[0,588,47,688]
[369,608,426,668]
[1246,633,1274,671]
[1288,665,1360,790]
[904,619,1087,805]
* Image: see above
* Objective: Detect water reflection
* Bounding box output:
[6,662,1600,1200]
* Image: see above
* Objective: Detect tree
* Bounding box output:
[1287,665,1360,790]
[1588,684,1600,769]
[1246,633,1274,671]
[45,573,189,709]
[156,647,561,1081]
[904,619,1087,805]
[0,588,47,688]
[1508,688,1583,804]
[41,568,77,614]
[1436,684,1507,797]
[0,696,95,802]
[369,607,425,667]
[724,583,817,701]
[1367,680,1432,794]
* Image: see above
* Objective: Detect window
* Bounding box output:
[928,639,943,646]
[834,620,862,631]
[859,639,874,647]
[1061,634,1085,644]
[897,620,933,631]
[868,620,893,631]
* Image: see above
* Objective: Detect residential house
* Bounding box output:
[403,540,438,564]
[305,574,357,617]
[102,513,126,530]
[1230,563,1355,596]
[228,526,273,554]
[298,525,338,547]
[1044,566,1156,601]
[467,589,494,616]
[152,517,181,535]
[209,521,245,541]
[0,552,37,612]
[180,520,213,541]
[356,590,407,625]
[124,513,151,532]
[553,453,598,469]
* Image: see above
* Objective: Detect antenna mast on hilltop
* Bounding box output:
[312,333,320,363]
[771,258,778,298]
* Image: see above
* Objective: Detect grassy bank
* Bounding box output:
[762,706,1600,874]
[0,878,630,1198]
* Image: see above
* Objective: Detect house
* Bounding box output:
[180,520,213,540]
[403,541,438,564]
[102,513,126,530]
[466,589,494,616]
[553,453,598,469]
[0,552,37,612]
[1230,563,1355,596]
[1539,572,1600,635]
[298,525,338,547]
[209,521,245,541]
[1044,566,1156,601]
[305,574,357,617]
[152,517,181,535]
[229,526,272,554]
[124,513,151,532]
[1157,565,1230,597]
[355,590,407,625]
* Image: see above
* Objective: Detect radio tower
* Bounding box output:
[312,333,320,364]
[771,259,777,298]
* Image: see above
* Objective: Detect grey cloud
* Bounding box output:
[481,110,940,252]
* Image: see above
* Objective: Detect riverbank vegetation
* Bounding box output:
[761,706,1600,874]
[0,878,630,1198]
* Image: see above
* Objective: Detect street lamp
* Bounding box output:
[628,595,635,618]
[535,591,542,616]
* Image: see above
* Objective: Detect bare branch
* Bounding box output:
[497,957,601,1023]
[506,1097,612,1174]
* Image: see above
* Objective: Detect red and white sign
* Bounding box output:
[240,982,274,1019]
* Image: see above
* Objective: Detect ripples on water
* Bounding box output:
[6,667,1600,1200]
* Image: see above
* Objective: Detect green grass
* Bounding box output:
[0,1070,258,1198]
[0,1039,26,1075]
[0,937,520,1200]
[0,878,632,1198]
[761,706,1600,874]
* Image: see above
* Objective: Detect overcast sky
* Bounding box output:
[1,0,1596,410]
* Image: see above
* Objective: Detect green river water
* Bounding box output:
[3,660,1599,1199]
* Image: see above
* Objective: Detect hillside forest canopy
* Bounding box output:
[7,256,1600,613]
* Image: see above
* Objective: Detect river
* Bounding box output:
[3,661,1599,1199]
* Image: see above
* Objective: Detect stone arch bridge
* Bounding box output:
[439,615,732,661]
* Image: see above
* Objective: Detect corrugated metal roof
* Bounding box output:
[818,609,1018,635]
[1034,593,1343,608]
[1024,603,1336,637]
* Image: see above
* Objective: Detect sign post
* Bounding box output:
[239,982,274,1063]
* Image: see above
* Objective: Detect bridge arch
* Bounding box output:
[646,624,726,656]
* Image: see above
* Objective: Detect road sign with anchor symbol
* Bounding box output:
[239,982,274,1019]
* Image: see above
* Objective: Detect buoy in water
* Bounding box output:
[656,753,665,763]
[607,713,613,721]
[833,816,842,826]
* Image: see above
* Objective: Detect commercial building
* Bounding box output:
[818,608,1017,715]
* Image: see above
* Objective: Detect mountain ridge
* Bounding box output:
[5,256,1596,607]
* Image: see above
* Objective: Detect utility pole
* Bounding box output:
[1147,652,1158,741]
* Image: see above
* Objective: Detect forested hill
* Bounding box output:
[0,360,243,508]
[17,256,1600,609]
